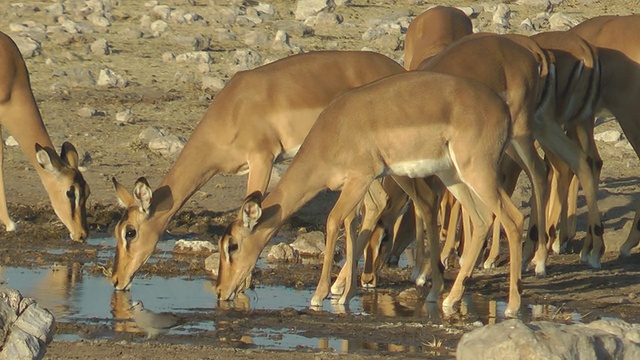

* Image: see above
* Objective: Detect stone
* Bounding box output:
[267,243,299,263]
[68,68,96,87]
[291,231,326,257]
[152,5,172,20]
[150,20,169,36]
[205,253,219,277]
[175,51,212,64]
[549,12,580,30]
[4,136,18,147]
[493,3,511,29]
[90,38,110,55]
[115,109,133,123]
[242,31,270,48]
[457,318,640,360]
[78,107,97,118]
[273,21,315,37]
[11,36,41,58]
[148,135,186,157]
[295,0,333,20]
[97,68,128,88]
[594,130,622,143]
[138,126,166,142]
[87,14,111,27]
[174,239,216,254]
[162,52,175,62]
[234,49,263,71]
[201,76,226,91]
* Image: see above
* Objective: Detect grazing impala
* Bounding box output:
[0,31,89,241]
[110,51,405,291]
[216,71,525,317]
[570,15,640,257]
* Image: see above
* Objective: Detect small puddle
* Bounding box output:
[2,237,583,352]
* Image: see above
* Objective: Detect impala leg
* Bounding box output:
[458,206,472,267]
[0,129,16,232]
[545,151,573,255]
[412,209,429,286]
[621,203,640,256]
[536,122,604,268]
[312,177,372,307]
[440,197,461,268]
[391,176,440,301]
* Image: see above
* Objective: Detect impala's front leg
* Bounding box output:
[311,179,371,307]
[0,129,17,232]
[246,154,276,196]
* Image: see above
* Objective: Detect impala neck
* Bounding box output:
[253,159,328,249]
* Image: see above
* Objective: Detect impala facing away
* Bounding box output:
[110,51,405,291]
[216,71,526,317]
[0,31,89,241]
[570,15,640,256]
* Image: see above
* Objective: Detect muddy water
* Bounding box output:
[0,237,582,352]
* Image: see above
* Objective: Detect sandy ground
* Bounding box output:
[0,0,640,358]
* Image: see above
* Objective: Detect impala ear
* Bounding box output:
[60,142,79,169]
[133,177,153,213]
[241,191,263,231]
[112,177,135,208]
[35,143,64,178]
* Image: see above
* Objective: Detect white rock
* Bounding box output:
[4,136,19,147]
[175,51,212,64]
[87,13,111,27]
[197,63,211,73]
[235,49,263,71]
[11,37,41,58]
[549,12,580,30]
[202,76,226,91]
[97,68,128,88]
[57,16,81,34]
[150,20,169,36]
[295,0,332,20]
[291,231,326,257]
[174,239,216,253]
[78,107,97,118]
[90,38,110,55]
[594,130,622,143]
[115,109,133,123]
[493,3,511,28]
[204,252,219,277]
[45,2,65,17]
[138,126,166,142]
[148,135,186,157]
[152,5,172,20]
[255,3,276,16]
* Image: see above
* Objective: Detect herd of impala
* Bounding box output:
[2,6,640,318]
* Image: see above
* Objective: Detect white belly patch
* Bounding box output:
[388,157,452,178]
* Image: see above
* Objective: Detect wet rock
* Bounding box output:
[0,288,55,360]
[90,38,111,55]
[549,13,579,30]
[291,231,326,257]
[457,318,640,360]
[202,76,226,91]
[205,253,219,277]
[295,0,334,20]
[97,68,128,88]
[148,135,186,158]
[174,239,216,254]
[267,243,299,263]
[11,36,41,58]
[594,130,622,143]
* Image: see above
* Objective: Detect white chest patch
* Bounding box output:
[388,157,452,178]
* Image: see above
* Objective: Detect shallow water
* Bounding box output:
[2,237,582,352]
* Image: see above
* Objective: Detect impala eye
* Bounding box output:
[125,226,137,241]
[66,187,76,199]
[228,242,238,253]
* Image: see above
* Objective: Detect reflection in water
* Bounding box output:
[110,291,138,334]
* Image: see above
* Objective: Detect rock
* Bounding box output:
[255,3,276,16]
[45,2,65,18]
[295,0,333,20]
[197,63,211,73]
[97,68,128,88]
[152,5,172,20]
[457,318,640,360]
[115,109,133,123]
[4,136,19,147]
[267,243,299,263]
[615,140,634,150]
[0,288,55,360]
[174,70,195,84]
[87,14,111,27]
[124,28,144,39]
[205,253,219,277]
[493,3,511,30]
[162,52,175,62]
[150,20,169,36]
[174,35,210,51]
[138,126,166,142]
[520,18,535,32]
[273,21,315,37]
[549,12,580,30]
[57,17,83,34]
[148,135,186,157]
[209,6,237,26]
[175,51,212,64]
[291,231,327,257]
[594,130,622,143]
[68,68,96,87]
[234,49,263,71]
[90,38,111,55]
[305,12,343,27]
[174,239,216,254]
[78,107,97,118]
[242,31,270,48]
[272,30,301,53]
[11,36,41,58]
[202,76,226,91]
[456,6,482,17]
[516,0,564,7]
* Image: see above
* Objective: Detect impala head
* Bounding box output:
[215,191,265,302]
[36,142,90,242]
[111,177,173,291]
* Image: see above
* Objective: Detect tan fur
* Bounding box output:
[109,51,405,291]
[0,31,89,241]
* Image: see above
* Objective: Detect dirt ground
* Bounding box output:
[1,0,640,359]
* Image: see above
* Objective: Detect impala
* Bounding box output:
[570,15,640,257]
[0,31,89,241]
[216,71,525,316]
[110,51,405,291]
